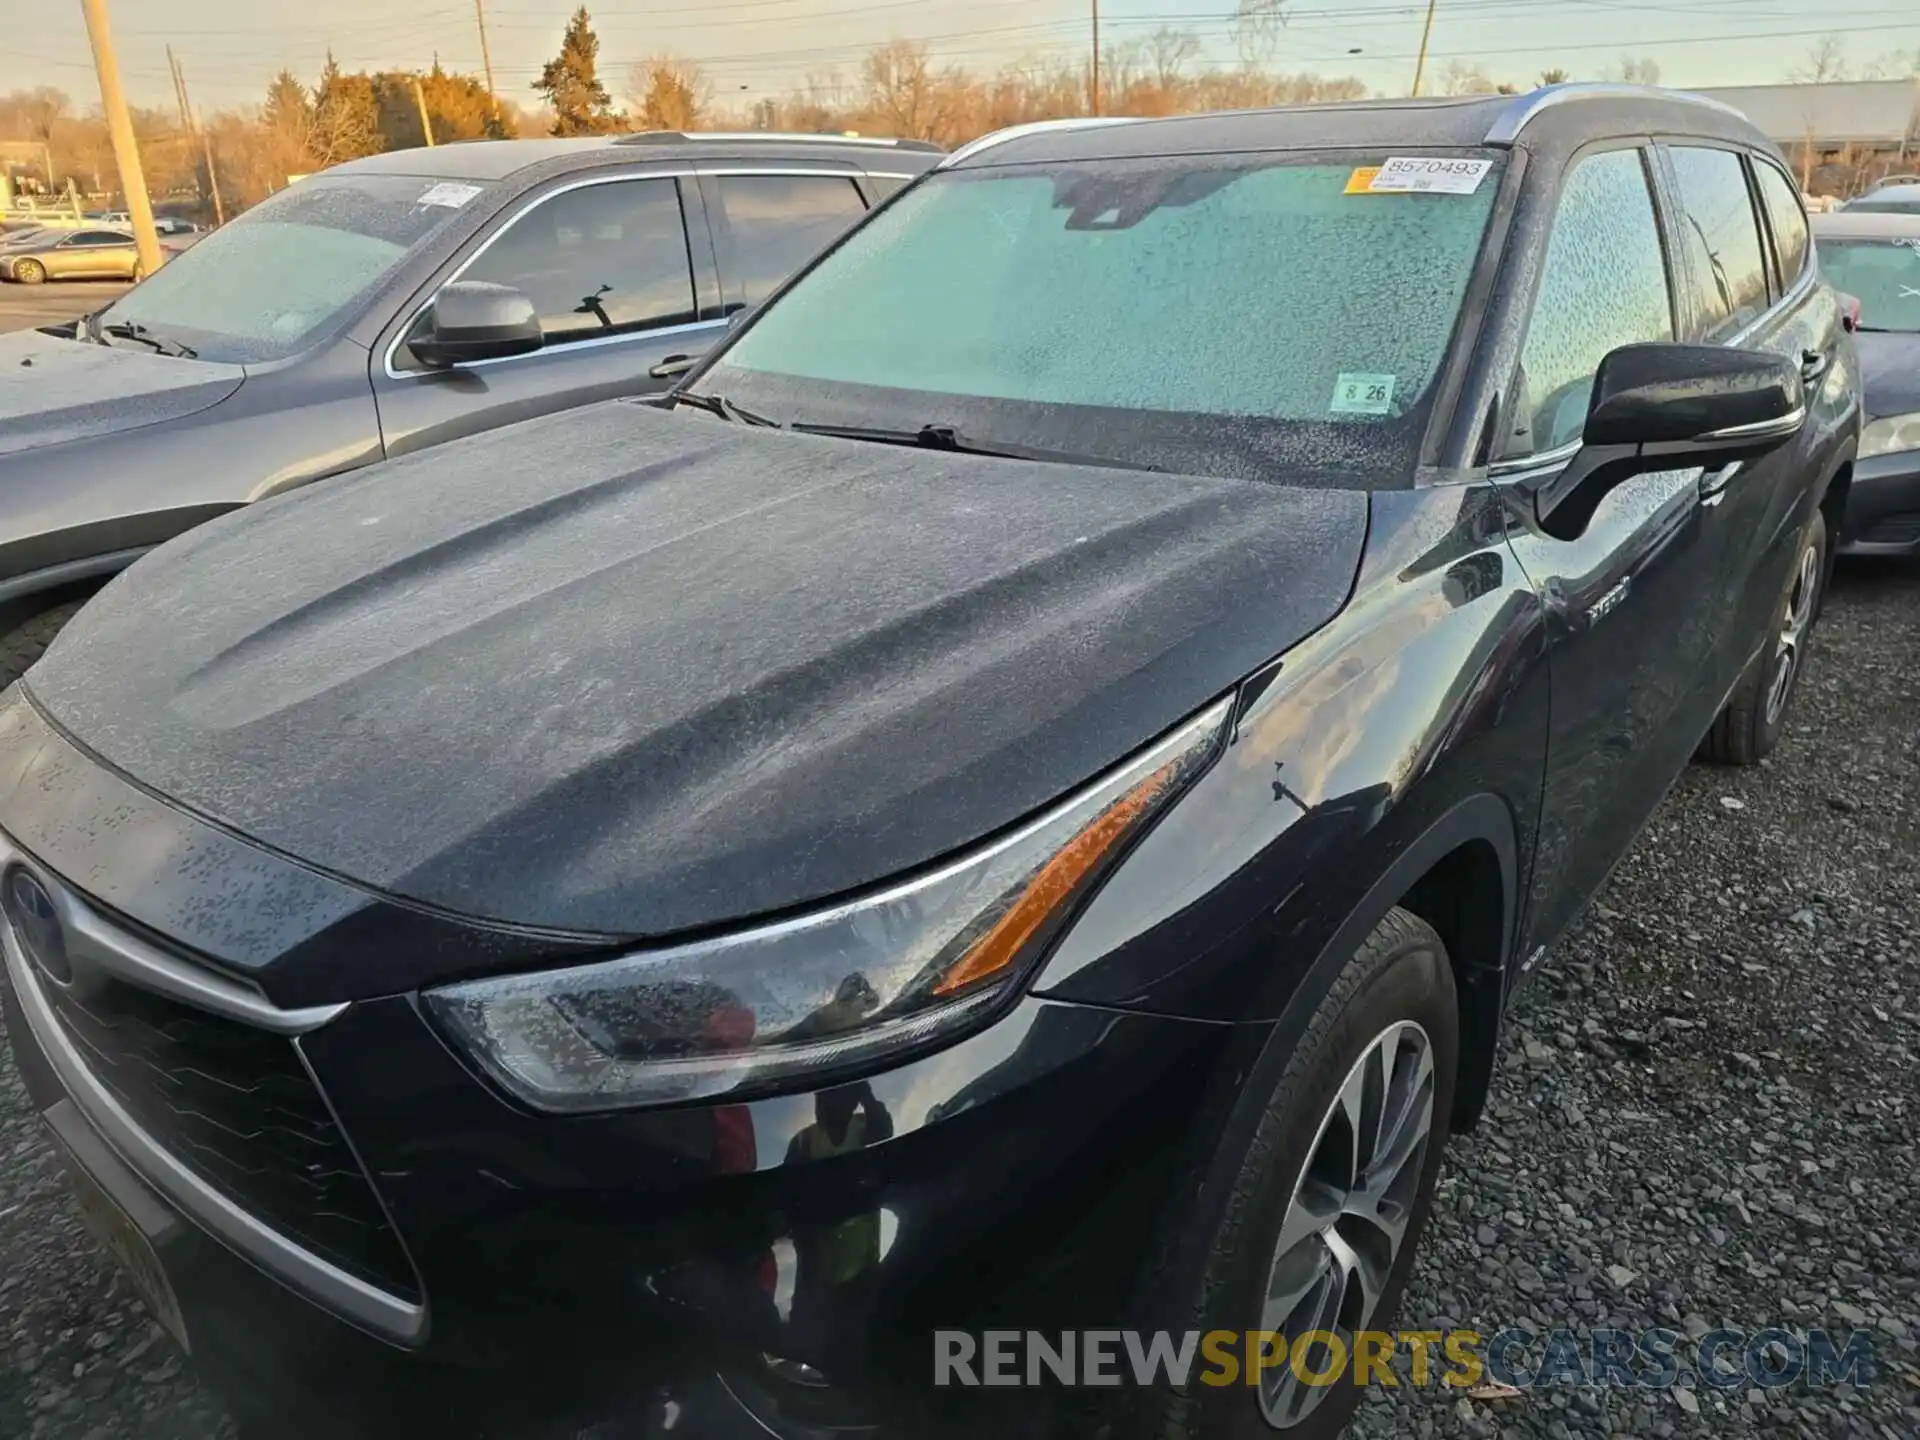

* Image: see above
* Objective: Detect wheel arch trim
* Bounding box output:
[1266,792,1518,1133]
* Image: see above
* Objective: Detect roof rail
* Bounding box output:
[938,116,1136,168]
[612,130,944,152]
[1482,82,1751,145]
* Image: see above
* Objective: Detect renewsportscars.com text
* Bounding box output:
[933,1327,1876,1391]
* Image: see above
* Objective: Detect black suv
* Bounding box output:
[0,132,938,686]
[0,87,1858,1440]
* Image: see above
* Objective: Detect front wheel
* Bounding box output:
[1698,506,1826,766]
[1143,908,1458,1439]
[12,258,46,285]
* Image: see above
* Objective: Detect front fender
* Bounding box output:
[1033,483,1549,1038]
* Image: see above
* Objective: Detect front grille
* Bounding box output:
[1862,511,1920,546]
[35,955,420,1302]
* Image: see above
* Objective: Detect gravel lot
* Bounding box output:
[1,561,1916,1440]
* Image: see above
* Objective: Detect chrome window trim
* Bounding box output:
[1,897,426,1346]
[1488,437,1581,479]
[938,117,1135,169]
[622,131,921,149]
[382,165,863,381]
[1483,84,1749,146]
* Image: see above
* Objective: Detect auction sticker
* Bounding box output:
[1368,157,1492,194]
[418,181,484,208]
[1330,373,1397,415]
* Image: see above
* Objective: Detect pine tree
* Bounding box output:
[536,8,617,135]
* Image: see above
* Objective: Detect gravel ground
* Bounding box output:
[1,562,1916,1440]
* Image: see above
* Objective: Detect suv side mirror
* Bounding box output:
[1535,342,1804,540]
[412,281,544,369]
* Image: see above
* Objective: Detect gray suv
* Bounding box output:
[0,132,938,680]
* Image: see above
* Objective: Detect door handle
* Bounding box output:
[1800,348,1829,384]
[648,354,697,380]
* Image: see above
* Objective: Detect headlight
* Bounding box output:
[425,697,1231,1113]
[1860,411,1920,459]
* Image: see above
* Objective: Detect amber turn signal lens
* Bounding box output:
[933,757,1185,997]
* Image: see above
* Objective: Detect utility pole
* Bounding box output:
[166,45,191,130]
[197,107,225,226]
[79,0,163,277]
[475,0,497,98]
[412,75,437,146]
[1409,0,1440,96]
[1090,0,1101,115]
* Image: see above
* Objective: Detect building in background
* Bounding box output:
[1693,79,1919,197]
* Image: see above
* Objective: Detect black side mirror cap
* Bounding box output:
[412,281,544,369]
[1536,342,1805,540]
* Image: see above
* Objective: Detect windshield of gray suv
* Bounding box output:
[1817,236,1920,332]
[700,151,1505,485]
[92,174,493,364]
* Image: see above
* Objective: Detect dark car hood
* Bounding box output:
[1856,329,1920,421]
[0,328,244,458]
[27,401,1366,938]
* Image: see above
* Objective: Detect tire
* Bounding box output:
[1143,908,1459,1440]
[0,601,86,691]
[1697,506,1827,766]
[13,258,46,285]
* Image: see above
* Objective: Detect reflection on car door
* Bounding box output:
[699,172,870,314]
[1659,144,1826,703]
[1498,145,1729,954]
[370,175,726,461]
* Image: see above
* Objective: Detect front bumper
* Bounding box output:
[0,698,1246,1438]
[1838,447,1920,556]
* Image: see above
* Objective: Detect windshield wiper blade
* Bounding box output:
[790,421,1161,472]
[670,390,782,427]
[100,321,196,359]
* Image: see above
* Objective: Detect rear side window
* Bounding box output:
[1511,148,1673,456]
[709,175,866,310]
[1754,162,1810,286]
[460,177,696,344]
[1667,147,1770,341]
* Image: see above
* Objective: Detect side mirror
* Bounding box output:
[412,281,543,369]
[1536,342,1804,540]
[1835,291,1861,333]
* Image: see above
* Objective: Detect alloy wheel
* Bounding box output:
[1256,1020,1435,1429]
[1764,538,1821,729]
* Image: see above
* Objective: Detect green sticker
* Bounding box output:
[1330,373,1396,415]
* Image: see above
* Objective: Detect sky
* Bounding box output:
[3,0,1918,117]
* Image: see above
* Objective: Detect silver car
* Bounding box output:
[0,228,142,284]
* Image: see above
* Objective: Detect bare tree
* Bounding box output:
[1145,27,1201,89]
[1233,0,1287,71]
[1436,60,1504,95]
[1862,48,1920,80]
[1607,56,1662,86]
[861,40,938,139]
[1789,36,1849,84]
[1538,68,1570,86]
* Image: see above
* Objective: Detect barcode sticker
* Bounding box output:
[1367,157,1493,194]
